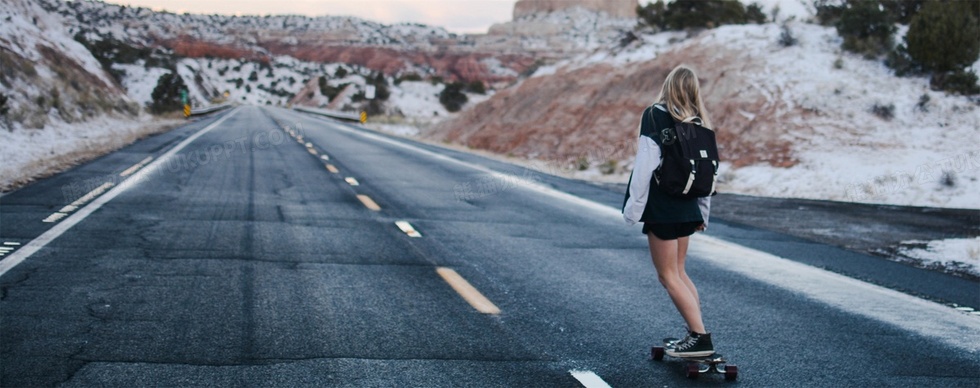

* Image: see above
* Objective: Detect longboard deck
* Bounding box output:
[651,342,737,381]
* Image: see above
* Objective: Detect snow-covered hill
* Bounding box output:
[432,22,980,211]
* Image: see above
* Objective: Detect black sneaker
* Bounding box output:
[664,326,691,348]
[665,332,714,357]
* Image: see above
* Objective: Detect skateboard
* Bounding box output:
[651,338,738,381]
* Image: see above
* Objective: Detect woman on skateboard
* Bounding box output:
[622,65,715,358]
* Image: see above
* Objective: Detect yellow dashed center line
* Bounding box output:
[326,164,339,173]
[436,267,501,315]
[356,194,381,211]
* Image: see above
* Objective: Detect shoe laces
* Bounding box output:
[674,334,698,351]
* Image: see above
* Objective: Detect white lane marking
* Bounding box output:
[687,234,980,353]
[69,182,115,208]
[570,370,613,388]
[42,213,68,223]
[119,156,153,177]
[344,177,360,186]
[0,107,240,277]
[3,242,20,246]
[320,155,330,161]
[299,111,980,353]
[394,221,421,238]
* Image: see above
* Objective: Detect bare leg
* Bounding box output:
[648,233,706,334]
[676,236,700,308]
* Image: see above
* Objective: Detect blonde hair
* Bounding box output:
[656,65,712,129]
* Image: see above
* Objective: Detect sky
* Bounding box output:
[103,0,520,34]
[101,0,810,34]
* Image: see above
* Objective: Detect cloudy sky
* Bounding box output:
[104,0,520,34]
[103,1,808,34]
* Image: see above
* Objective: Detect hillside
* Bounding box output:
[0,0,188,190]
[428,22,980,210]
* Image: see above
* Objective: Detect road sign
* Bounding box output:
[184,104,191,118]
[360,111,367,124]
[180,89,188,106]
[365,85,376,100]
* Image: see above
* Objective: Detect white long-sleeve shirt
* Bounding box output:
[623,106,710,228]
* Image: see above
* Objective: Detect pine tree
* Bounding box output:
[905,0,980,94]
[906,0,979,74]
[150,71,186,114]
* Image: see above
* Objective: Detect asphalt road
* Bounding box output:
[1,106,978,387]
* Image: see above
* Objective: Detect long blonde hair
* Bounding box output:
[656,65,712,129]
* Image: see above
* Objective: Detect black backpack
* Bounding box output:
[652,106,720,199]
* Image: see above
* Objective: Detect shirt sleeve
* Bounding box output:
[698,196,711,229]
[623,129,661,225]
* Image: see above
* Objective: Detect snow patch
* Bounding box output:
[899,237,980,277]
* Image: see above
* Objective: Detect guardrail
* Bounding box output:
[190,103,233,116]
[292,106,362,122]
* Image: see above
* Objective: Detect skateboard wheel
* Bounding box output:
[651,346,665,361]
[724,365,738,381]
[686,363,700,379]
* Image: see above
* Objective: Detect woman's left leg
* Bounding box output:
[676,236,701,309]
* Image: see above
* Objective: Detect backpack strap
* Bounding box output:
[681,116,703,125]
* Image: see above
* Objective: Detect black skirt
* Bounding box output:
[642,221,702,240]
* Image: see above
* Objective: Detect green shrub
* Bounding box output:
[439,82,468,113]
[466,81,486,95]
[932,70,980,95]
[836,0,896,58]
[0,92,8,117]
[639,0,767,30]
[881,0,926,24]
[885,44,925,76]
[395,73,423,85]
[334,66,348,78]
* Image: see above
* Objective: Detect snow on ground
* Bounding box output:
[112,63,170,108]
[899,237,980,277]
[0,114,182,191]
[368,80,491,136]
[387,81,449,119]
[527,22,979,210]
[0,0,114,88]
[694,23,979,210]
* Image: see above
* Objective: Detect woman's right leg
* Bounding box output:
[648,233,705,334]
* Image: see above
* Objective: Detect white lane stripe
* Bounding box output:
[344,177,360,186]
[3,242,20,246]
[688,234,980,353]
[69,182,114,207]
[570,370,613,388]
[300,110,980,353]
[0,107,240,277]
[119,156,153,177]
[394,221,421,238]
